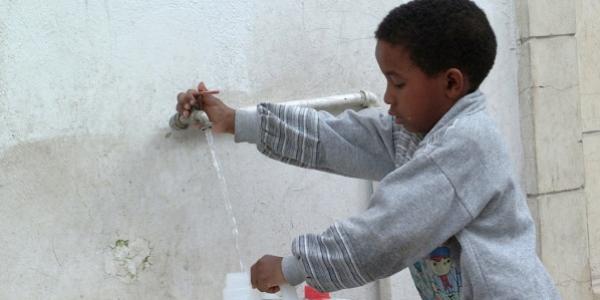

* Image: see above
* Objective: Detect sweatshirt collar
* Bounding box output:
[426,90,486,136]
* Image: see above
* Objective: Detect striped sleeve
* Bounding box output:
[288,223,371,291]
[256,103,320,169]
[235,103,399,180]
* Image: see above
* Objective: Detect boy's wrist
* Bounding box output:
[233,107,260,144]
[225,108,236,134]
[282,255,306,286]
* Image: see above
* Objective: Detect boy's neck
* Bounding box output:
[421,90,479,136]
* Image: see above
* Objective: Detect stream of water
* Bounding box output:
[205,130,245,272]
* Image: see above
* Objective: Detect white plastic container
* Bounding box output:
[223,272,261,300]
[279,284,299,300]
[223,272,300,300]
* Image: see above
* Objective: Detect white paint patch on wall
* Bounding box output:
[0,1,521,299]
[104,238,153,283]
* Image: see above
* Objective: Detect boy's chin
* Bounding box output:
[395,117,412,129]
[397,120,422,134]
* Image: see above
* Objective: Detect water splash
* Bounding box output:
[205,130,245,272]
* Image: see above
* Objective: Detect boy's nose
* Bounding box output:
[383,90,393,105]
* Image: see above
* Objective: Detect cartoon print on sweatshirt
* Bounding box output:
[429,247,453,291]
[409,245,461,300]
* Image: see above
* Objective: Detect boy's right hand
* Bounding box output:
[176,82,236,134]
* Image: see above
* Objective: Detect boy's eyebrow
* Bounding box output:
[384,71,405,78]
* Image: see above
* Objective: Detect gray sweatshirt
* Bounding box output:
[234,91,560,299]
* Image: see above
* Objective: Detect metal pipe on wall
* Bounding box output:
[168,90,381,131]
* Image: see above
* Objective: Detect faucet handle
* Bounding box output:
[191,110,213,131]
[169,110,212,131]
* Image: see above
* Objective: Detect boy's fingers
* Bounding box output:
[250,264,257,288]
[257,283,268,293]
[259,282,279,293]
[186,92,194,103]
[177,92,186,104]
[177,93,191,116]
[178,91,195,102]
[187,89,199,99]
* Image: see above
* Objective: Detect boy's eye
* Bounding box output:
[394,83,405,88]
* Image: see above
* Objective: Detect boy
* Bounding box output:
[176,0,560,298]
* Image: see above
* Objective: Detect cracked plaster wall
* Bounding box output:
[0,1,520,299]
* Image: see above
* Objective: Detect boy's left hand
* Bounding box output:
[251,255,287,293]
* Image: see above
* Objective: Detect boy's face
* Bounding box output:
[375,40,456,134]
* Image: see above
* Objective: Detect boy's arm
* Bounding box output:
[280,148,491,291]
[235,103,410,181]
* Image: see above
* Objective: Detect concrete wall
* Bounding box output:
[576,0,600,297]
[0,1,520,299]
[517,0,600,299]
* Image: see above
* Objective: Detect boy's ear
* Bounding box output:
[444,68,467,101]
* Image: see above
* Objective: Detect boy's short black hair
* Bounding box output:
[375,0,497,92]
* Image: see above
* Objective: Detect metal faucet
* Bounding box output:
[169,109,212,131]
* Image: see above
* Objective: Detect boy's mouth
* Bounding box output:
[389,110,404,123]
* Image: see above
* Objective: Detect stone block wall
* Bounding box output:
[517,0,600,298]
